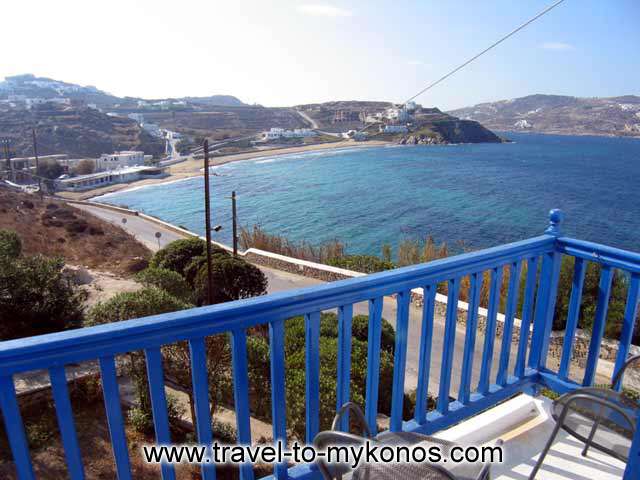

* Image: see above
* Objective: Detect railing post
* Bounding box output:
[624,414,640,479]
[529,210,563,370]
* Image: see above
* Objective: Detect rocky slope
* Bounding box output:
[450,94,640,137]
[0,104,165,158]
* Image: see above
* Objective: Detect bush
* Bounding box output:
[73,159,95,175]
[327,255,394,274]
[194,255,268,305]
[37,159,64,179]
[241,313,398,440]
[127,393,185,435]
[0,229,22,258]
[0,254,85,340]
[135,267,193,303]
[552,256,632,342]
[86,287,192,326]
[149,238,228,280]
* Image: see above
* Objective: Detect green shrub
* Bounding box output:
[552,257,632,342]
[194,255,268,305]
[135,267,193,303]
[242,312,398,440]
[37,159,64,179]
[149,238,228,279]
[327,255,394,274]
[0,254,85,340]
[127,393,185,435]
[0,229,22,258]
[86,287,192,326]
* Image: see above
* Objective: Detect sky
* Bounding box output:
[2,0,639,109]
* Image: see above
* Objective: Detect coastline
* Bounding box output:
[56,139,389,201]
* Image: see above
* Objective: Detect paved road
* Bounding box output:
[74,203,521,397]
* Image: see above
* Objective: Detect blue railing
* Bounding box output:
[0,209,638,479]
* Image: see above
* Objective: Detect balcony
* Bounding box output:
[0,209,638,480]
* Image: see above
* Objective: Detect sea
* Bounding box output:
[94,132,640,257]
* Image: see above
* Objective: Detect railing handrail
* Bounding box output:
[0,234,554,375]
[557,237,640,273]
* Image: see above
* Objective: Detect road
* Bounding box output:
[295,109,319,129]
[74,203,520,397]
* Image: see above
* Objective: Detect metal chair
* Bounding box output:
[314,402,501,480]
[529,354,640,479]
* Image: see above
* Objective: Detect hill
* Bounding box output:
[296,101,504,144]
[0,103,166,158]
[0,188,150,276]
[450,94,640,137]
[0,73,247,108]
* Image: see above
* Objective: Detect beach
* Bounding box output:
[56,139,389,200]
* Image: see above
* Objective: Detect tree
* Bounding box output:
[0,253,85,341]
[0,229,22,258]
[193,255,268,305]
[86,287,192,432]
[135,267,193,303]
[73,159,95,175]
[242,313,399,440]
[149,238,229,280]
[37,159,64,179]
[86,287,191,327]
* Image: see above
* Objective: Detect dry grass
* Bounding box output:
[240,225,345,263]
[0,189,151,276]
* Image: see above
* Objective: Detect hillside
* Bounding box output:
[0,73,247,108]
[450,94,640,137]
[0,104,165,158]
[297,101,503,144]
[140,106,307,140]
[0,188,150,276]
[1,74,503,148]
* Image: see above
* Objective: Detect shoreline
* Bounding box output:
[56,139,390,201]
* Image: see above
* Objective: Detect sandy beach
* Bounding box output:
[56,139,389,200]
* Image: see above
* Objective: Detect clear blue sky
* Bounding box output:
[2,0,638,109]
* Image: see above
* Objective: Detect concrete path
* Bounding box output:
[72,202,521,397]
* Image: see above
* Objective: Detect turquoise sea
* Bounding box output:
[95,132,640,256]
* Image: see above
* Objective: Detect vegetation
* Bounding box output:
[86,287,191,326]
[241,313,420,440]
[193,255,268,305]
[240,225,345,263]
[327,255,394,273]
[0,229,22,258]
[149,237,227,279]
[36,159,64,179]
[148,237,267,306]
[134,267,193,303]
[553,257,632,343]
[0,229,85,341]
[241,225,638,344]
[73,159,95,175]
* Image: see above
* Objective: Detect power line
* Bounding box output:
[403,0,566,105]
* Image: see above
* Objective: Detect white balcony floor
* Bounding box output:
[493,414,626,480]
[434,394,626,480]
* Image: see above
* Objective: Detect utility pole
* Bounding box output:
[231,191,238,257]
[203,139,214,305]
[32,129,42,199]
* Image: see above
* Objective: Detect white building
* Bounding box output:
[382,125,408,134]
[57,165,167,191]
[97,151,145,171]
[262,128,316,140]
